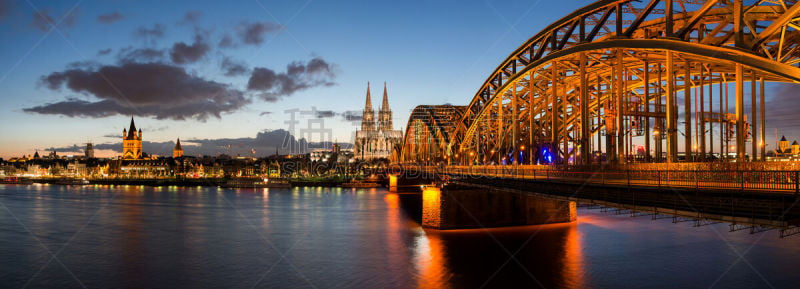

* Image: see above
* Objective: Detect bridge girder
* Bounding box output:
[401,0,800,165]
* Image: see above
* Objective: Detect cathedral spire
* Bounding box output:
[365,82,373,110]
[381,82,389,111]
[377,82,393,131]
[361,82,375,131]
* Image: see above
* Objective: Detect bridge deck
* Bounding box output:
[410,166,800,195]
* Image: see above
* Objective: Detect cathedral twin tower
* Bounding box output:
[355,82,402,160]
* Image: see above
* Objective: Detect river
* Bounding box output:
[1,184,799,288]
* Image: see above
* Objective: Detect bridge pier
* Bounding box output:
[388,172,438,193]
[421,185,576,230]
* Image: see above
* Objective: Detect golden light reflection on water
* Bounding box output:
[413,229,452,289]
[560,222,585,289]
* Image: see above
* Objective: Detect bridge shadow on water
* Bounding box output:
[395,192,584,289]
[392,187,800,289]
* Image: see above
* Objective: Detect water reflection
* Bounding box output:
[3,185,800,289]
[414,230,452,289]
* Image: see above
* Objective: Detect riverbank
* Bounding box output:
[17,177,381,188]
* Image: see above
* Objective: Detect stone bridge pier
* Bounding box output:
[421,184,576,230]
[388,171,439,193]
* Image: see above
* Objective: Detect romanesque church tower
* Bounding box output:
[122,117,143,159]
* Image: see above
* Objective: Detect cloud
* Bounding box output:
[221,57,248,76]
[179,11,201,24]
[259,111,272,116]
[247,57,336,101]
[342,110,362,122]
[238,21,281,45]
[97,12,123,24]
[26,62,249,120]
[117,47,164,62]
[218,34,234,48]
[32,7,79,32]
[170,35,210,64]
[97,48,112,56]
[315,110,335,118]
[134,23,165,39]
[52,129,354,157]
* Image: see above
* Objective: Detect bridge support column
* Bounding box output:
[684,60,693,162]
[736,64,746,162]
[421,185,576,230]
[616,49,625,164]
[760,78,765,161]
[699,65,705,161]
[580,52,590,165]
[666,51,678,163]
[551,62,560,164]
[751,70,758,162]
[644,60,651,162]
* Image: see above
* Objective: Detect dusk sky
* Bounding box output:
[1,0,798,158]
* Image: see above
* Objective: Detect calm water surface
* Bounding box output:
[1,184,800,289]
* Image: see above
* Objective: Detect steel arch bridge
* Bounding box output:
[399,0,800,166]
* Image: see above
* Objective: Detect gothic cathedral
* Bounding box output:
[355,82,402,160]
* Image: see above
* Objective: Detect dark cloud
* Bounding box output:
[97,48,112,56]
[32,7,79,32]
[97,12,123,24]
[179,11,201,24]
[170,35,210,64]
[247,57,336,101]
[315,110,335,118]
[26,62,249,120]
[218,34,234,48]
[117,47,164,62]
[259,111,272,116]
[342,111,362,122]
[238,21,281,45]
[134,23,165,39]
[221,57,247,76]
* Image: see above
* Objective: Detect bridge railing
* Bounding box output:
[398,164,800,194]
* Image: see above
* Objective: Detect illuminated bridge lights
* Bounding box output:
[400,0,800,166]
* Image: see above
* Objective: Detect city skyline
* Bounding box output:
[2,0,800,159]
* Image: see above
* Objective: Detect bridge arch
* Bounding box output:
[402,0,800,166]
[399,105,465,163]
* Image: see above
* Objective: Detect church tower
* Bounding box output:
[361,82,376,131]
[122,117,143,159]
[377,82,393,131]
[173,138,184,158]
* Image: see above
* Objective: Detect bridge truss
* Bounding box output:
[400,0,800,165]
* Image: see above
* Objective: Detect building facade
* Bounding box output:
[354,82,402,160]
[122,117,143,159]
